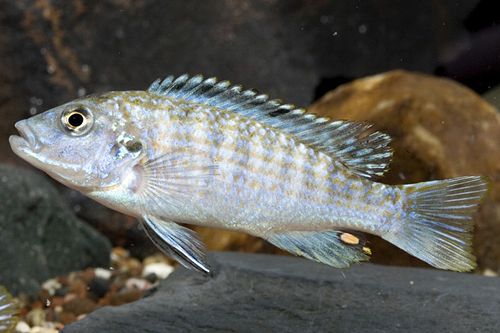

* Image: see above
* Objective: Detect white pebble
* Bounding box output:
[77,313,87,321]
[29,326,59,333]
[483,268,498,277]
[15,321,31,333]
[125,278,151,291]
[41,278,61,296]
[26,308,45,327]
[94,267,113,280]
[142,262,175,280]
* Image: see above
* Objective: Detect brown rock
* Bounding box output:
[50,296,66,308]
[308,70,500,271]
[59,311,78,326]
[37,289,51,304]
[106,290,144,306]
[80,268,96,284]
[63,297,100,317]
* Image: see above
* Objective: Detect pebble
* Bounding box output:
[41,279,62,296]
[76,313,87,321]
[482,268,499,277]
[111,247,130,262]
[26,308,45,327]
[105,289,144,306]
[29,326,59,333]
[63,297,100,317]
[94,267,113,280]
[59,311,78,325]
[9,248,176,330]
[125,278,151,291]
[53,288,68,297]
[87,277,111,299]
[144,272,158,283]
[142,262,175,280]
[121,257,143,276]
[15,321,31,333]
[142,253,172,266]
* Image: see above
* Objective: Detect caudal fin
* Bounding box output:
[382,176,490,272]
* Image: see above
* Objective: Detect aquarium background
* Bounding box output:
[1,0,500,293]
[1,0,500,331]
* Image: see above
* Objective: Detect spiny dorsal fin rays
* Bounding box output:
[148,74,393,180]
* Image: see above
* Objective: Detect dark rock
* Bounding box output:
[144,273,157,284]
[0,163,111,295]
[62,252,500,333]
[87,277,111,300]
[308,70,500,272]
[54,288,68,298]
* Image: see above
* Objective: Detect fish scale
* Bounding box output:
[106,92,402,235]
[9,74,490,273]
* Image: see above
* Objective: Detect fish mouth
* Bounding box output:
[9,120,40,156]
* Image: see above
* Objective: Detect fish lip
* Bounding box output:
[10,120,40,153]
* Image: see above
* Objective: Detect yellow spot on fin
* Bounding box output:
[265,230,370,268]
[340,232,359,245]
[363,247,372,255]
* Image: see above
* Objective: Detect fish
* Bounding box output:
[0,285,18,332]
[9,74,490,274]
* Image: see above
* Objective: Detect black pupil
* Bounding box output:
[68,112,84,127]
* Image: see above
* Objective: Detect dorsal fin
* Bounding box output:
[148,74,392,179]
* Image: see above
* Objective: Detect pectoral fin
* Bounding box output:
[141,215,210,274]
[136,149,218,217]
[266,230,371,268]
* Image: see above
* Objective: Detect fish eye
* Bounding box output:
[68,112,84,127]
[60,106,94,136]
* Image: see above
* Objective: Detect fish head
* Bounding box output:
[9,94,145,190]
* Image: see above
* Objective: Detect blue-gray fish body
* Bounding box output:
[9,74,489,273]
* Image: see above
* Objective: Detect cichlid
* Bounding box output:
[10,74,489,273]
[0,285,18,332]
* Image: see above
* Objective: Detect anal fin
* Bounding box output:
[265,230,371,268]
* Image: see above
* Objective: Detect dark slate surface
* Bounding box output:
[0,164,111,295]
[63,252,500,333]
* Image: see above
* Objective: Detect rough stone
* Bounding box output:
[61,252,500,333]
[308,70,500,271]
[0,164,111,295]
[87,277,111,300]
[483,83,500,110]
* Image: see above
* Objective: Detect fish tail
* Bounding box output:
[382,176,490,271]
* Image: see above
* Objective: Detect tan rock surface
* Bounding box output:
[309,70,500,271]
